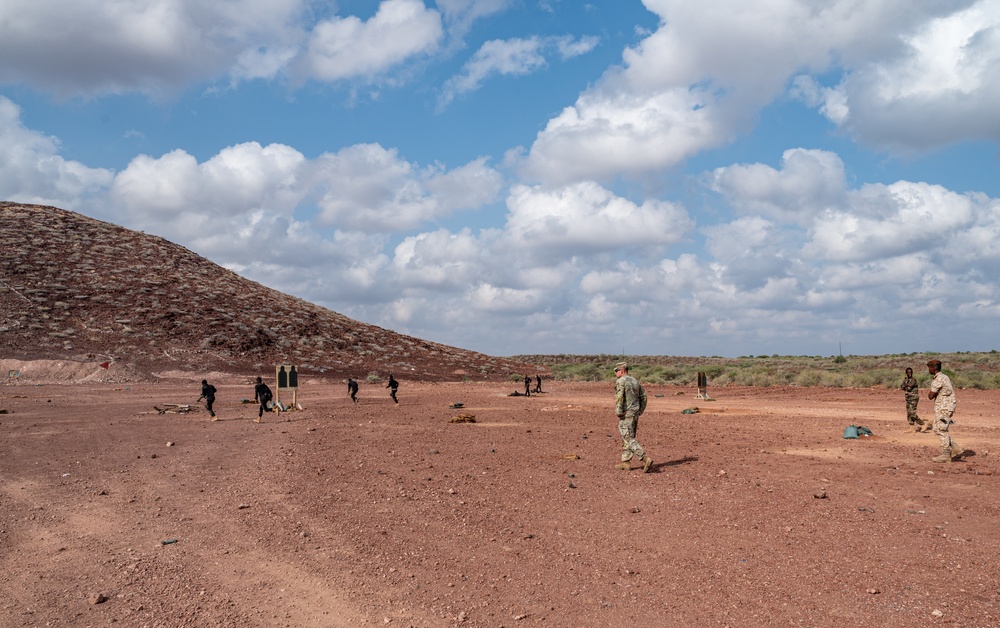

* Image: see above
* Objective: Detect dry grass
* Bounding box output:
[516,351,1000,389]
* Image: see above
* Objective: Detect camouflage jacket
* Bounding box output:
[615,374,647,418]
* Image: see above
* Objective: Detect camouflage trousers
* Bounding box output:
[618,414,646,462]
[932,409,957,451]
[904,393,922,425]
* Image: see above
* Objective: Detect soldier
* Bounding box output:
[348,378,359,403]
[386,373,399,404]
[534,374,542,393]
[523,375,531,397]
[613,362,653,472]
[198,379,218,420]
[253,376,273,423]
[927,359,964,462]
[900,368,926,432]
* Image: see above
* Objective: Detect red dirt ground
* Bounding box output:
[2,368,999,627]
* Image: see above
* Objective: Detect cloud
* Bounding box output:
[0,0,305,96]
[0,0,446,96]
[392,228,489,290]
[503,181,694,260]
[805,181,979,263]
[310,144,502,231]
[520,0,990,185]
[298,0,443,82]
[437,0,514,39]
[709,148,849,225]
[809,0,1000,151]
[439,34,599,108]
[110,142,306,223]
[0,97,114,205]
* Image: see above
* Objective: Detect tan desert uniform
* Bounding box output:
[930,371,959,457]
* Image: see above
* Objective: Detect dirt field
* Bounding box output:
[2,371,998,627]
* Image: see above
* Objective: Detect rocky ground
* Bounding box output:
[2,365,999,627]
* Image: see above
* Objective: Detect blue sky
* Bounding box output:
[2,0,1000,358]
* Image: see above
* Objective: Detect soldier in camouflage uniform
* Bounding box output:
[900,368,926,432]
[927,359,964,463]
[613,362,653,472]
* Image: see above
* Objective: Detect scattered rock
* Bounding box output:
[166,441,174,447]
[88,592,109,605]
[813,491,828,499]
[449,413,476,423]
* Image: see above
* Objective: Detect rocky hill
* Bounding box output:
[0,202,535,382]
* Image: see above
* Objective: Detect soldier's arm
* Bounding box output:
[614,382,626,417]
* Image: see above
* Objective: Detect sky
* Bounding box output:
[2,0,1000,359]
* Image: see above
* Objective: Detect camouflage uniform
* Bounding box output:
[930,371,958,452]
[900,375,923,427]
[616,372,648,463]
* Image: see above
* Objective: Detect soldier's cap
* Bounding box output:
[614,362,628,371]
[927,359,942,367]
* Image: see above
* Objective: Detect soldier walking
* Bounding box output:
[613,362,653,472]
[386,373,399,404]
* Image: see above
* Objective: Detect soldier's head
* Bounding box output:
[256,376,262,383]
[905,368,912,377]
[614,362,628,376]
[927,359,942,375]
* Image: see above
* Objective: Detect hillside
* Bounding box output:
[0,202,534,382]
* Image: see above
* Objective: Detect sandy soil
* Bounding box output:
[2,372,998,627]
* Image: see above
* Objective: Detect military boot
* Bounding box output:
[642,456,654,473]
[615,461,631,471]
[951,444,965,460]
[932,446,952,463]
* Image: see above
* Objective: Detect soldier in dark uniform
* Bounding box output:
[253,376,273,422]
[523,375,531,397]
[198,379,217,420]
[386,374,399,404]
[348,378,359,403]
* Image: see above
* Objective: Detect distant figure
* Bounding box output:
[348,378,359,403]
[386,373,399,404]
[198,379,217,420]
[253,376,273,423]
[523,375,531,397]
[928,360,963,463]
[534,374,542,394]
[900,368,925,432]
[613,362,653,472]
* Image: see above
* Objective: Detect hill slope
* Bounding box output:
[0,202,533,381]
